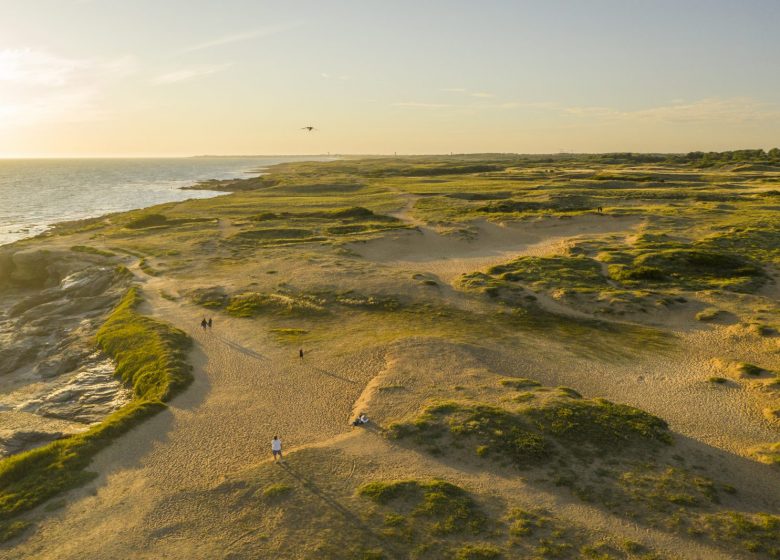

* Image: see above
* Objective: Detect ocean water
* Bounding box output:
[0,156,321,246]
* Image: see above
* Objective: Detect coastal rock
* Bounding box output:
[16,358,132,424]
[2,248,108,289]
[0,259,134,457]
[0,411,85,458]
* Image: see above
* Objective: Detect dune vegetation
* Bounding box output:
[1,153,779,558]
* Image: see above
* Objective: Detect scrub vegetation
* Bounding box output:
[7,153,780,558]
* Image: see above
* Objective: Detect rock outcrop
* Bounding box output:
[0,250,133,457]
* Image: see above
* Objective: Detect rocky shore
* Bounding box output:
[0,247,132,457]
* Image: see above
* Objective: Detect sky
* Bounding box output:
[0,0,778,157]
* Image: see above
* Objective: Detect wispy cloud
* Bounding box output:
[393,95,780,125]
[470,92,494,98]
[0,48,136,125]
[392,101,457,109]
[175,22,303,55]
[153,64,232,85]
[563,98,780,124]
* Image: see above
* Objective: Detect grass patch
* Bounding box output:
[751,443,780,467]
[454,543,503,560]
[526,397,671,447]
[499,378,541,389]
[0,520,30,543]
[125,213,210,230]
[0,287,191,524]
[388,393,670,468]
[487,256,609,291]
[226,292,327,317]
[701,511,780,558]
[70,245,116,258]
[269,328,309,342]
[189,287,229,309]
[738,363,766,377]
[696,308,722,321]
[357,479,486,536]
[262,483,293,499]
[612,248,765,292]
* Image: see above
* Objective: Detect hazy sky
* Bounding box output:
[1,0,778,156]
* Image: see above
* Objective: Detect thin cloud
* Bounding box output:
[153,64,231,85]
[175,22,303,55]
[0,48,135,125]
[393,101,458,108]
[321,72,350,80]
[563,98,780,124]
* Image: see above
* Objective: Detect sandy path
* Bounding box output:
[5,275,387,559]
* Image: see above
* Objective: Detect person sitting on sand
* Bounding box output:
[200,318,208,330]
[272,435,283,463]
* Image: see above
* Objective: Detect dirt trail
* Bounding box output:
[5,274,387,559]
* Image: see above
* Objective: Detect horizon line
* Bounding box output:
[1,148,778,160]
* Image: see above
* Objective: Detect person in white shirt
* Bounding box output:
[271,435,283,463]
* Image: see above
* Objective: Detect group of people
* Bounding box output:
[193,318,368,464]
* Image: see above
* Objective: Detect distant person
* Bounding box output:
[352,413,369,426]
[200,318,208,330]
[207,318,213,328]
[299,348,304,360]
[597,206,603,213]
[271,436,283,463]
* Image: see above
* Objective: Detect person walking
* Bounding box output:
[207,318,213,328]
[271,435,283,463]
[200,318,208,330]
[299,348,304,360]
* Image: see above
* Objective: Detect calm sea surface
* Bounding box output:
[0,156,322,246]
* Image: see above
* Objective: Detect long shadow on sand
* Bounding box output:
[210,333,269,362]
[304,363,361,385]
[280,461,407,559]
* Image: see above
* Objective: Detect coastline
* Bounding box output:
[0,157,328,248]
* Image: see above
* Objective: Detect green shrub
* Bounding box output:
[738,363,765,377]
[454,543,503,560]
[70,245,116,257]
[696,308,721,321]
[358,479,486,536]
[126,213,170,229]
[226,292,326,317]
[262,483,293,499]
[527,398,671,447]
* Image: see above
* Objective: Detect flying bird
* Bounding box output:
[301,126,317,132]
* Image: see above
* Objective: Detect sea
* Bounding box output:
[0,156,324,246]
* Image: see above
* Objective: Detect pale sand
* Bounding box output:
[5,214,779,559]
